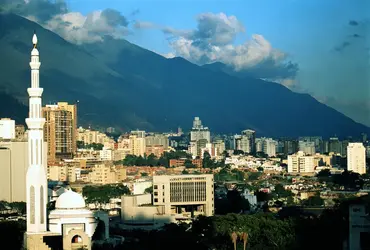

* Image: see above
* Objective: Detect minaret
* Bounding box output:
[25,33,47,233]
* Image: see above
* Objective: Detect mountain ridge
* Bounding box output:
[0,13,369,138]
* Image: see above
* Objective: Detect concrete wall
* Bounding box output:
[0,141,47,202]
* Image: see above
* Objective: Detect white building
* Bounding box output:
[100,147,113,161]
[49,190,98,238]
[288,151,315,173]
[153,174,214,217]
[263,138,277,157]
[0,118,15,139]
[129,131,146,156]
[240,129,256,154]
[189,117,211,157]
[347,143,366,175]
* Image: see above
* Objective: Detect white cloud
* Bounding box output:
[138,12,298,84]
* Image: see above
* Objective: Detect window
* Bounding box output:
[40,186,44,223]
[154,192,158,196]
[154,185,158,189]
[163,198,165,202]
[162,185,165,189]
[30,186,35,224]
[154,198,158,202]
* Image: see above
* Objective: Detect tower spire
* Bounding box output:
[25,32,47,234]
[32,32,38,48]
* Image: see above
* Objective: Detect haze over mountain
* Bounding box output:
[0,13,369,138]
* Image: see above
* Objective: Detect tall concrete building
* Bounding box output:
[130,130,146,156]
[153,174,214,216]
[288,151,315,174]
[43,104,74,162]
[263,138,277,157]
[240,129,256,154]
[189,117,211,157]
[347,143,366,175]
[0,141,47,202]
[57,102,77,154]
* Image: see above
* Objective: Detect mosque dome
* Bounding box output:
[55,189,86,209]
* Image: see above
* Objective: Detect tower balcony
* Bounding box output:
[26,118,45,129]
[27,88,43,97]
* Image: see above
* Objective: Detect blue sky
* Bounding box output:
[64,0,370,125]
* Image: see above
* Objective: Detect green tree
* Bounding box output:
[144,186,153,194]
[303,194,324,207]
[83,184,130,209]
[274,184,292,198]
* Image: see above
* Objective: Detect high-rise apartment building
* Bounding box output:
[288,151,315,173]
[57,102,77,154]
[130,130,146,156]
[43,105,74,162]
[263,138,277,157]
[347,143,366,175]
[240,129,256,154]
[255,138,277,157]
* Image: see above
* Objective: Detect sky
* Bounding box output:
[2,0,370,126]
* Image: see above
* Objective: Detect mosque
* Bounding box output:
[24,33,106,250]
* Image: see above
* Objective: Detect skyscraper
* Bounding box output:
[25,33,48,234]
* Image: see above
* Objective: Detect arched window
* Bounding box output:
[71,235,83,243]
[30,186,35,224]
[40,186,44,224]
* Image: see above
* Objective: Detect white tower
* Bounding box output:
[26,33,47,233]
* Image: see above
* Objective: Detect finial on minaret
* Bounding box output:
[32,31,38,48]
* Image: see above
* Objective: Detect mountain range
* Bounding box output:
[0,13,369,138]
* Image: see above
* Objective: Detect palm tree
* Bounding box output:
[231,232,238,250]
[241,232,248,250]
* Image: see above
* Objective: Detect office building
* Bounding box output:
[153,174,214,216]
[347,143,366,175]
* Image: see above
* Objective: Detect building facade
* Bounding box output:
[288,151,315,174]
[347,143,366,175]
[43,105,74,162]
[153,174,214,217]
